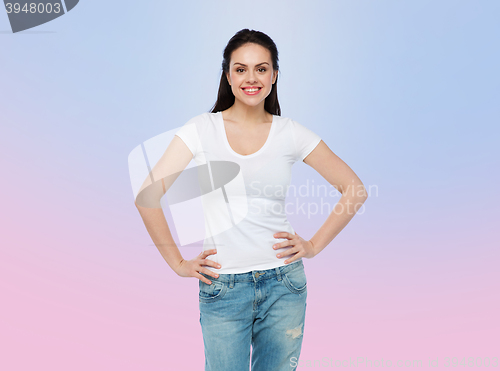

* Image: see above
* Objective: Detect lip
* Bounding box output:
[241,87,262,96]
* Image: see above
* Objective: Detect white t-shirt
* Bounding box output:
[174,111,321,274]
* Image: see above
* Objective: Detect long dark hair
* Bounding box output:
[209,29,281,116]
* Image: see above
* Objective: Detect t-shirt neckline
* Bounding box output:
[217,111,276,159]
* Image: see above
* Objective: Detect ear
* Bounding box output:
[272,70,278,84]
[225,72,231,86]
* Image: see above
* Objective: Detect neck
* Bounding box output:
[224,101,272,124]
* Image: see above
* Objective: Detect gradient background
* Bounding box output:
[1,1,499,370]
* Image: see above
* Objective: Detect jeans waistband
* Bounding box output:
[200,259,303,285]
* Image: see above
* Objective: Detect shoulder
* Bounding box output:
[273,114,303,125]
[271,115,309,138]
[178,112,217,131]
[184,112,211,124]
[282,116,319,135]
[195,111,220,126]
[273,115,305,131]
[272,114,293,127]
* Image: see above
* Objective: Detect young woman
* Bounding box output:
[135,29,367,371]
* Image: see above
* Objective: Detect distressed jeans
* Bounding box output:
[199,259,307,371]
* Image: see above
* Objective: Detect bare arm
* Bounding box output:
[134,135,220,283]
[303,140,368,256]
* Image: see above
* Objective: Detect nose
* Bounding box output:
[246,70,257,83]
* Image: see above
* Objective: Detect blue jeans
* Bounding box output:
[199,259,307,371]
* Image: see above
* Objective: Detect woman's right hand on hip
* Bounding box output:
[175,249,221,284]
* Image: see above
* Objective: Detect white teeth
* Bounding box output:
[243,88,260,92]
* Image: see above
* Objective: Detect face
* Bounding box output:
[225,43,278,108]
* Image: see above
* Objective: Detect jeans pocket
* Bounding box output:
[199,279,228,303]
[283,264,307,295]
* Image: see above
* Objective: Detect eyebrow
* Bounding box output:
[233,62,270,67]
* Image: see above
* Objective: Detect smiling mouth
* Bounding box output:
[242,87,262,94]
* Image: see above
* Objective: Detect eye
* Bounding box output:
[235,67,267,73]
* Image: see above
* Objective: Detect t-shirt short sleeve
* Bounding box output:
[174,120,199,158]
[291,120,322,162]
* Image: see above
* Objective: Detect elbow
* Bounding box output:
[359,185,369,202]
[341,182,368,200]
[134,196,162,209]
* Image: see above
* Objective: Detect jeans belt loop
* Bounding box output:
[275,267,282,281]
